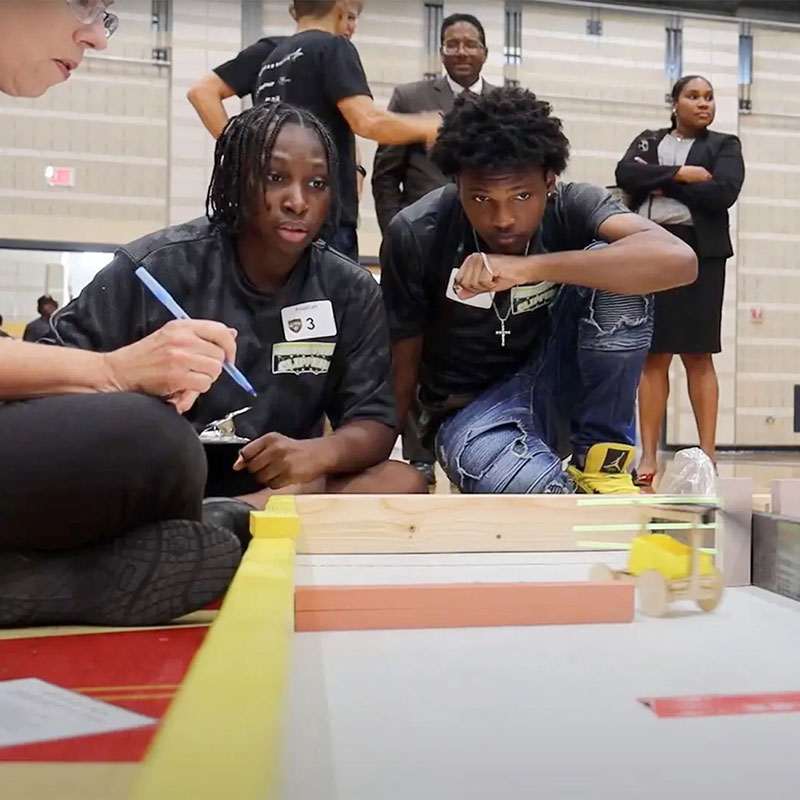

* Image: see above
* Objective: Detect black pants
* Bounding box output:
[204,443,260,497]
[402,395,435,465]
[0,393,207,551]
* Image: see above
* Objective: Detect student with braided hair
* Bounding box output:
[381,86,697,495]
[52,102,427,543]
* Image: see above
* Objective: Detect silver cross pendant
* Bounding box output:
[496,320,509,347]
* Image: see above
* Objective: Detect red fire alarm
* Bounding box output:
[750,307,763,324]
[45,166,75,187]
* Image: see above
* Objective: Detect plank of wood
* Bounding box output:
[771,479,800,518]
[277,494,710,555]
[717,477,754,587]
[294,581,634,631]
[641,504,715,526]
[753,493,771,513]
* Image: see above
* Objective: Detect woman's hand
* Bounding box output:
[102,319,237,414]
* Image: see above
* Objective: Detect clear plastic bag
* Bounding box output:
[658,447,717,495]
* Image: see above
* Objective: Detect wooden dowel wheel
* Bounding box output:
[636,569,669,617]
[696,567,724,612]
[589,564,617,583]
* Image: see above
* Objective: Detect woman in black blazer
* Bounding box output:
[615,75,745,488]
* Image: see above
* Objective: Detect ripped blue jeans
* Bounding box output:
[435,248,653,494]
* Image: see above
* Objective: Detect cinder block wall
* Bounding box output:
[0,0,169,245]
[1,0,799,446]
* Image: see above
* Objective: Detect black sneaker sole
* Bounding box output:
[202,497,256,549]
[411,462,437,486]
[0,520,242,628]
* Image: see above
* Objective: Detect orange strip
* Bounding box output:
[74,684,181,692]
[83,692,177,701]
[295,582,634,631]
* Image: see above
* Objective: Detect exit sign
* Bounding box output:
[45,166,75,187]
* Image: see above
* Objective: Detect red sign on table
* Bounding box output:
[639,691,800,718]
[0,626,207,762]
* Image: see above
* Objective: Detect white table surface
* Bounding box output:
[282,554,800,799]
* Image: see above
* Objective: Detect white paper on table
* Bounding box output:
[0,678,157,748]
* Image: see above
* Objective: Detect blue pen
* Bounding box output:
[134,266,257,398]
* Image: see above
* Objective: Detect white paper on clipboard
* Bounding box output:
[0,678,156,749]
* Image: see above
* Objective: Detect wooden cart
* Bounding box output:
[589,503,724,617]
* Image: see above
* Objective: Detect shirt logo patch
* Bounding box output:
[272,342,335,375]
[287,318,302,334]
[511,282,557,315]
[637,140,649,152]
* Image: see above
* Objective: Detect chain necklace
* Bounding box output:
[471,230,531,348]
[672,128,695,143]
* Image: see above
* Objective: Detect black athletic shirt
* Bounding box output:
[23,317,51,343]
[254,31,372,228]
[213,37,284,100]
[380,182,627,410]
[49,218,395,441]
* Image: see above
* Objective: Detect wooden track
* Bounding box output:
[252,494,716,554]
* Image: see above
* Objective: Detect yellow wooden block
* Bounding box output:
[250,495,301,540]
[132,537,296,800]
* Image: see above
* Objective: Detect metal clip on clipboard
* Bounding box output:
[199,407,252,445]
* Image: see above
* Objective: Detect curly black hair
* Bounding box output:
[430,86,570,178]
[206,102,339,236]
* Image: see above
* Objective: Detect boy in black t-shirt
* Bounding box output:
[52,102,427,541]
[380,87,698,494]
[190,1,363,134]
[190,1,441,263]
[191,1,370,204]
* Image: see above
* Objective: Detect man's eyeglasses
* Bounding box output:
[66,0,119,39]
[442,39,485,56]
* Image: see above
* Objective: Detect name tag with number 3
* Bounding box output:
[281,300,337,341]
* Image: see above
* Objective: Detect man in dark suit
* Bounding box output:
[372,12,493,485]
[372,13,494,234]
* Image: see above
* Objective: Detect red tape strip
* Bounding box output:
[639,691,800,718]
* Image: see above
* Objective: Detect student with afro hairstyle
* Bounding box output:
[380,86,697,494]
[51,102,427,545]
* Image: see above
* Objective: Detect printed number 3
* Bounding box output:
[306,317,315,331]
